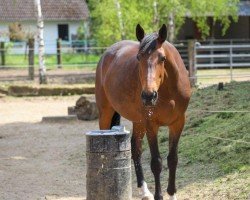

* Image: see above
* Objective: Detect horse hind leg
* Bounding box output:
[110,111,121,129]
[96,85,120,129]
[98,106,120,130]
[167,115,185,200]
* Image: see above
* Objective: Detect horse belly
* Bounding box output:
[110,93,143,122]
[103,76,143,122]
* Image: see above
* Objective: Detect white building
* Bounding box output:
[0,0,89,54]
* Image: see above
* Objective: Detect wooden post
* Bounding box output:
[229,40,233,82]
[188,40,197,87]
[28,38,35,80]
[57,38,62,68]
[86,126,132,200]
[1,42,5,66]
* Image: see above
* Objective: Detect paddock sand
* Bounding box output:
[0,96,138,200]
[0,96,249,200]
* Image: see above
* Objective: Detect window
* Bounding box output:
[58,24,69,41]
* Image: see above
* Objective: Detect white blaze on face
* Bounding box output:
[146,47,165,92]
[147,58,157,91]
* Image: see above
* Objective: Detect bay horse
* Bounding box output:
[95,24,191,200]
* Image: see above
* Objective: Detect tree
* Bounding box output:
[88,0,239,45]
[35,0,47,84]
[8,23,25,42]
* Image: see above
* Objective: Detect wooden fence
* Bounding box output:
[182,39,250,86]
[0,39,250,85]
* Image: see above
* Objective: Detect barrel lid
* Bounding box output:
[86,126,130,136]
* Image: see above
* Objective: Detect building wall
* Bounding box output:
[177,16,250,40]
[0,22,11,42]
[177,18,196,40]
[214,17,250,39]
[0,21,83,54]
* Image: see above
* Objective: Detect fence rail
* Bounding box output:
[194,41,250,69]
[0,39,250,86]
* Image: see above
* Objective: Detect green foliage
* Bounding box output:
[4,53,99,70]
[88,0,239,45]
[9,22,26,42]
[8,22,35,41]
[77,24,85,40]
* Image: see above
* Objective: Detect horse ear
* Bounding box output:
[136,24,145,42]
[158,24,167,44]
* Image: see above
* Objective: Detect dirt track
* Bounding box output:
[0,96,137,200]
[0,96,249,200]
[0,96,91,200]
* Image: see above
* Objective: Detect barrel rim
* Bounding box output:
[86,126,130,136]
[86,130,130,136]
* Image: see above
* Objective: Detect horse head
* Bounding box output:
[136,24,167,107]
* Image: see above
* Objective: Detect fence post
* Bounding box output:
[28,38,35,80]
[57,38,62,69]
[210,39,214,65]
[188,40,197,86]
[229,40,233,82]
[1,42,5,66]
[86,126,132,200]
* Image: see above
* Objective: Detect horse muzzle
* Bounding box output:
[141,91,158,106]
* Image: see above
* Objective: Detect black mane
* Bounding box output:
[138,33,158,55]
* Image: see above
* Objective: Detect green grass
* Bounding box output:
[138,81,250,199]
[181,82,250,173]
[4,53,100,70]
[159,81,250,173]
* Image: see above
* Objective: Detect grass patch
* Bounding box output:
[141,81,250,190]
[179,82,249,173]
[4,53,100,70]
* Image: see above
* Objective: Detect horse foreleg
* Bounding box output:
[146,123,163,200]
[167,115,185,200]
[132,123,154,200]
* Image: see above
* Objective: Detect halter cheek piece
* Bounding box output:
[136,54,141,61]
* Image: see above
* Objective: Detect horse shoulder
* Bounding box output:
[162,42,192,109]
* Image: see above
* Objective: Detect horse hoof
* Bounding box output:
[169,194,177,200]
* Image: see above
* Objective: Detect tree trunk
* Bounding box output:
[153,1,159,30]
[114,0,125,40]
[167,12,175,43]
[84,21,89,52]
[35,0,47,84]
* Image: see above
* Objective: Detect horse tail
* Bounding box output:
[110,111,121,129]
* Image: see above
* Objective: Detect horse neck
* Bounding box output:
[163,54,179,90]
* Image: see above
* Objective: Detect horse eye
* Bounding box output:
[160,56,166,62]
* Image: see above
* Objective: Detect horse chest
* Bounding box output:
[142,100,178,125]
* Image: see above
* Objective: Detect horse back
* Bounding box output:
[96,40,139,80]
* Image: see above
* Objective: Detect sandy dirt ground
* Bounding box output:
[0,96,139,200]
[0,96,249,200]
[0,96,91,200]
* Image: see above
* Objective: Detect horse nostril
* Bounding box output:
[153,91,158,99]
[141,91,158,106]
[141,91,158,101]
[141,91,146,100]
